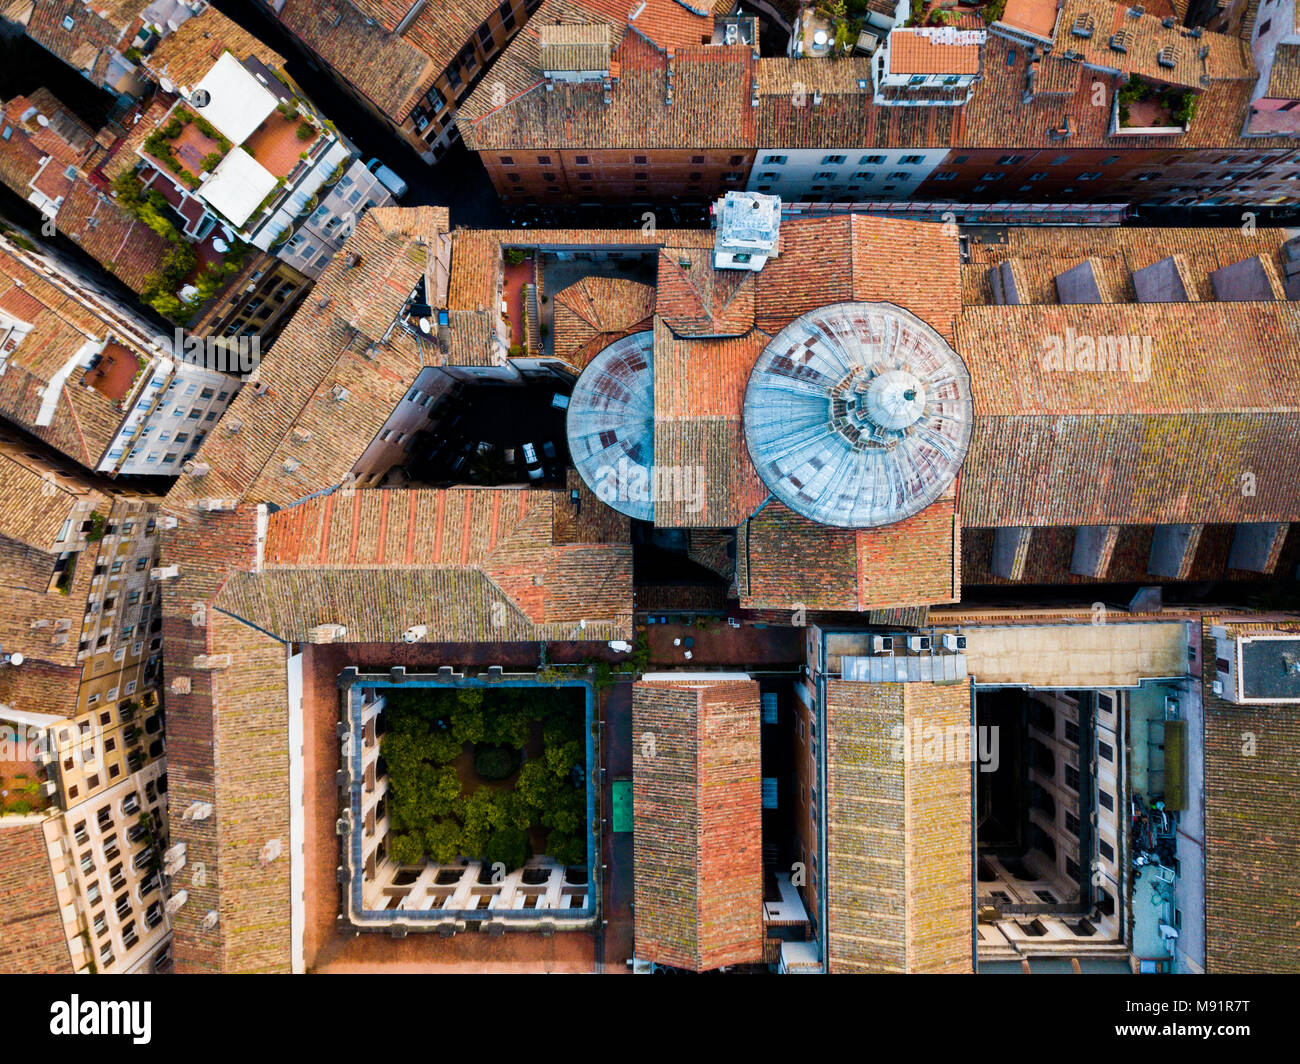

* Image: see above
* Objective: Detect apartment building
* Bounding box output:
[257,0,540,164]
[0,234,240,476]
[458,0,1300,207]
[458,1,759,205]
[0,437,171,974]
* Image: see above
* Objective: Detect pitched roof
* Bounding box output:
[538,22,612,72]
[553,275,656,370]
[651,320,768,528]
[1266,42,1300,101]
[163,206,447,512]
[460,0,756,150]
[956,301,1300,526]
[0,822,73,973]
[632,677,764,971]
[755,57,960,151]
[0,242,145,468]
[275,0,443,121]
[1051,0,1252,91]
[0,450,105,551]
[143,4,288,92]
[214,487,633,643]
[737,493,961,611]
[55,178,170,296]
[158,506,293,973]
[1202,618,1300,973]
[824,677,972,973]
[24,0,146,86]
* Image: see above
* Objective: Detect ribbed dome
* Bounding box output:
[565,330,655,522]
[743,302,973,528]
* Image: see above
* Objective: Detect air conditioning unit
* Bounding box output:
[1211,679,1224,696]
[170,676,192,694]
[150,564,180,580]
[403,624,428,643]
[202,910,219,930]
[42,780,58,796]
[872,635,893,654]
[225,419,243,434]
[906,635,931,653]
[165,889,188,914]
[162,515,179,530]
[291,428,312,443]
[941,634,967,652]
[330,385,350,402]
[29,619,50,629]
[281,458,300,474]
[183,801,213,821]
[182,460,209,477]
[310,623,348,642]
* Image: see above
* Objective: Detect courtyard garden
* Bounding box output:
[380,685,587,873]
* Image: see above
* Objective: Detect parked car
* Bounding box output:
[521,442,544,481]
[366,158,408,199]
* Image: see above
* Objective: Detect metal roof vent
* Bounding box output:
[191,88,211,108]
[743,301,974,528]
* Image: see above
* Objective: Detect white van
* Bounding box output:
[366,158,408,199]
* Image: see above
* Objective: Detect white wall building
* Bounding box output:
[747,148,946,200]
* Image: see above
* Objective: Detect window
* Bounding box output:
[1064,720,1080,745]
[762,155,787,165]
[821,154,846,165]
[997,154,1024,165]
[860,154,885,164]
[691,155,704,164]
[933,171,956,181]
[1064,764,1079,792]
[900,154,924,164]
[1066,857,1081,880]
[1099,840,1114,862]
[730,155,744,166]
[889,171,909,180]
[633,155,648,164]
[1078,171,1102,181]
[1098,741,1113,762]
[536,155,551,165]
[981,172,1005,181]
[499,156,514,165]
[1099,790,1114,811]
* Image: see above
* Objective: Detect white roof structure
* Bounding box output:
[190,51,277,144]
[743,301,973,528]
[197,147,278,228]
[566,331,655,522]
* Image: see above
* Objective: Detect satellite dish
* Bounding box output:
[212,238,228,253]
[6,652,22,666]
[418,317,431,334]
[814,30,828,46]
[191,88,210,108]
[35,114,49,127]
[159,77,175,94]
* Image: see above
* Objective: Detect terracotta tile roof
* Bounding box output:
[996,0,1059,39]
[737,492,961,611]
[888,28,982,76]
[0,451,105,551]
[277,0,435,121]
[655,248,754,337]
[163,206,447,512]
[159,506,293,973]
[0,530,94,670]
[0,657,81,717]
[825,677,972,973]
[0,822,72,973]
[0,244,146,467]
[1030,54,1083,97]
[538,22,612,71]
[632,677,764,971]
[1052,0,1253,91]
[755,57,960,150]
[143,5,288,92]
[55,178,171,296]
[1266,42,1300,100]
[215,487,632,643]
[962,225,1295,305]
[956,300,1300,526]
[961,33,1282,150]
[754,214,963,340]
[460,0,756,150]
[553,276,655,369]
[1202,617,1300,973]
[24,0,145,84]
[651,319,768,528]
